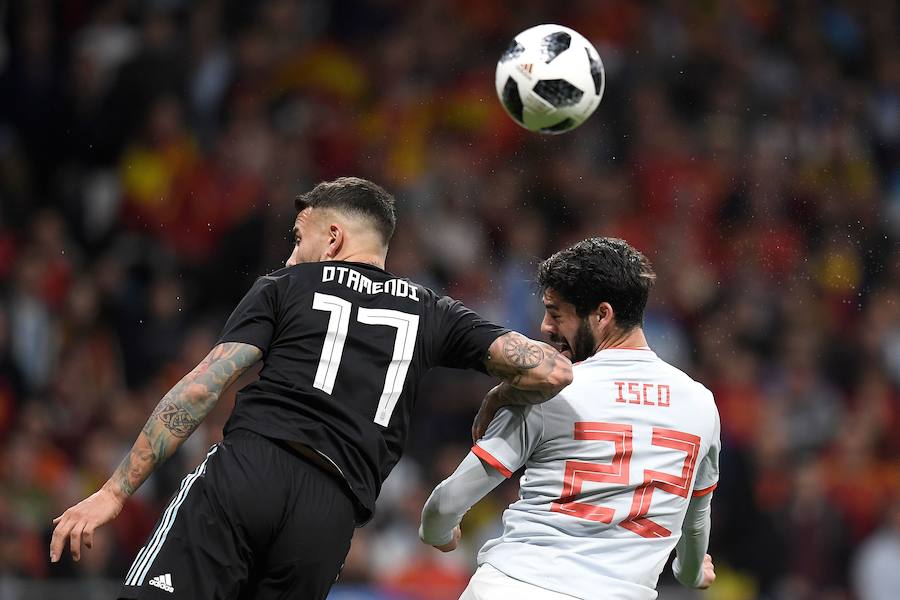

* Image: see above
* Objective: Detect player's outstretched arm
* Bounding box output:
[483,332,573,398]
[420,451,506,551]
[673,493,715,588]
[49,342,262,563]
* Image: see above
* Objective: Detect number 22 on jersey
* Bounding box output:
[311,292,419,426]
[551,421,701,538]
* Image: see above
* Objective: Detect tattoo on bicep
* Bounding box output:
[503,335,544,370]
[110,343,260,498]
[150,401,200,438]
[144,343,260,441]
[194,342,262,391]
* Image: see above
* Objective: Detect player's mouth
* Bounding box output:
[550,337,573,360]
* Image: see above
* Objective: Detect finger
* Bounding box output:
[50,517,73,561]
[50,518,73,562]
[83,525,95,550]
[52,515,63,524]
[69,521,87,561]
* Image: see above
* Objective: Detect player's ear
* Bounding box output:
[326,223,344,259]
[594,302,615,329]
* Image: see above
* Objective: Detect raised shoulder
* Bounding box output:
[653,359,714,397]
[653,360,720,429]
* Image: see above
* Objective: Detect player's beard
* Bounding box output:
[570,318,598,362]
[552,319,597,363]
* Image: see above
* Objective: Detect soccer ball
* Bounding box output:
[495,24,605,134]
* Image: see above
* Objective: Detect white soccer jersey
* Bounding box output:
[472,348,720,600]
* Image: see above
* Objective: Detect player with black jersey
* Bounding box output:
[49,177,573,600]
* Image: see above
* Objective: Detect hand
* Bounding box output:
[697,554,715,589]
[433,526,461,552]
[50,486,124,562]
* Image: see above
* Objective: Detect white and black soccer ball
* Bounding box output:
[495,24,604,134]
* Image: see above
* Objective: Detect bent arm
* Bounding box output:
[105,342,262,502]
[420,452,507,546]
[673,493,713,588]
[483,332,573,401]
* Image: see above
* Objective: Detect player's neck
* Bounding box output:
[593,327,649,354]
[330,250,386,270]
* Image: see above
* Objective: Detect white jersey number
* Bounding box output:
[312,292,420,426]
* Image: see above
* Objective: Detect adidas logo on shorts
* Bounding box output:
[148,573,175,593]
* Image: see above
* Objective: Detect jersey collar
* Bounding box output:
[578,346,656,365]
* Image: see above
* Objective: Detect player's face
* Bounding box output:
[541,288,597,362]
[285,208,331,267]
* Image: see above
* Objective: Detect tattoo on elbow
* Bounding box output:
[503,335,544,370]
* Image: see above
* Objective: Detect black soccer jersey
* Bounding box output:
[218,261,509,522]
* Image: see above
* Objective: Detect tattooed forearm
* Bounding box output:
[108,443,155,497]
[471,380,559,442]
[103,342,262,501]
[495,382,550,405]
[149,401,200,438]
[484,332,573,399]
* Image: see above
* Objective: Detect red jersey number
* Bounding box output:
[551,422,701,538]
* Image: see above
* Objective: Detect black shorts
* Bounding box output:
[118,429,356,600]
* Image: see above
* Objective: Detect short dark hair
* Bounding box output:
[537,237,656,330]
[295,177,396,246]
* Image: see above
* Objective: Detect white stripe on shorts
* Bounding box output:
[124,445,219,587]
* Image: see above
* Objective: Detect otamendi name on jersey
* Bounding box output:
[323,265,420,301]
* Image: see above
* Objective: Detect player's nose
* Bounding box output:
[286,247,300,268]
[540,314,555,337]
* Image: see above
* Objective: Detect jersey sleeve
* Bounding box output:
[433,296,509,373]
[218,276,280,357]
[419,452,507,546]
[472,405,543,478]
[692,407,720,497]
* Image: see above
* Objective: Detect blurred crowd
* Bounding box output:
[0,0,898,599]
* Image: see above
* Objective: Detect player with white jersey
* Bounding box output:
[420,238,720,599]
